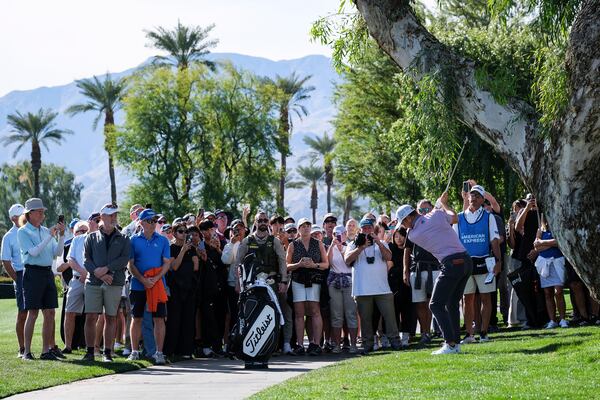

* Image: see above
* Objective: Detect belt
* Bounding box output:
[25,264,52,271]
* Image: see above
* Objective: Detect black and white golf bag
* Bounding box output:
[228,253,284,368]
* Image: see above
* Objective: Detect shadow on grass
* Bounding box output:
[510,339,586,355]
[499,331,594,342]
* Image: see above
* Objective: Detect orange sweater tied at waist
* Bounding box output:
[143,267,168,312]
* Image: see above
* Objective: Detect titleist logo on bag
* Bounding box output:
[243,305,276,357]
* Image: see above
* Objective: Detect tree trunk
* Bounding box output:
[31,140,41,197]
[344,193,353,223]
[325,163,333,213]
[355,0,600,298]
[104,111,117,203]
[311,181,318,224]
[277,107,290,213]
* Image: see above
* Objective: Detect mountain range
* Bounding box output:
[0,53,344,222]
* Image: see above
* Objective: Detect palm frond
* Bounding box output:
[145,21,218,69]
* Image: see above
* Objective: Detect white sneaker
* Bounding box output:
[431,343,458,355]
[122,348,131,356]
[127,350,140,361]
[153,352,166,365]
[559,319,569,328]
[114,342,123,350]
[545,320,559,329]
[460,335,477,344]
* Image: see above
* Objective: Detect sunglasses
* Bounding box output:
[176,229,186,234]
[256,218,269,223]
[157,219,167,224]
[324,219,337,223]
[76,229,88,234]
[286,229,298,234]
[144,219,157,224]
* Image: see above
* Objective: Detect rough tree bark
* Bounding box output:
[104,110,117,204]
[354,0,600,298]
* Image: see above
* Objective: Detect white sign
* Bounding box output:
[243,305,276,357]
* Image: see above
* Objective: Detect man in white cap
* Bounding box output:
[455,185,501,344]
[17,198,66,360]
[82,203,131,362]
[1,203,27,357]
[397,192,471,355]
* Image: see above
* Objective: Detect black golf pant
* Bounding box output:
[429,253,472,344]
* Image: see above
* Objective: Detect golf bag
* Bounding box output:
[228,253,283,369]
[507,263,549,328]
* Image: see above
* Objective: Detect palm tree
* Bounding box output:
[145,21,219,70]
[2,108,72,197]
[333,191,361,223]
[303,132,336,213]
[288,164,324,224]
[273,72,315,213]
[66,74,126,203]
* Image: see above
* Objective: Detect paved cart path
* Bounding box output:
[7,356,343,400]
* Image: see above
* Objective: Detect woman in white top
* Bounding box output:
[327,226,358,353]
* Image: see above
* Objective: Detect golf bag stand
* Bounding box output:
[228,254,284,369]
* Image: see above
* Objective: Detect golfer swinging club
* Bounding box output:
[397,192,472,355]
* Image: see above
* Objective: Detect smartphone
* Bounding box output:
[336,234,342,242]
[145,203,152,209]
[198,208,204,218]
[186,234,192,243]
[462,181,471,193]
[198,240,206,251]
[57,214,65,224]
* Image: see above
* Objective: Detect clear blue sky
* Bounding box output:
[0,0,343,96]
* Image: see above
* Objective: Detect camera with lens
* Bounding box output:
[355,233,367,247]
[366,256,375,264]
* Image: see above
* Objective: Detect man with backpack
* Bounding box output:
[236,211,291,354]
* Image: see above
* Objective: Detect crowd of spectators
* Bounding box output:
[2,180,599,363]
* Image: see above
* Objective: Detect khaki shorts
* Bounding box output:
[65,277,85,313]
[410,270,441,303]
[463,274,495,295]
[84,284,123,316]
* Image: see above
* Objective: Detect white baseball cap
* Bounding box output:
[297,217,311,228]
[100,203,120,215]
[470,185,485,197]
[395,205,415,224]
[8,204,25,218]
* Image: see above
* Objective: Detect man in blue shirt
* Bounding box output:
[17,198,65,361]
[127,209,171,365]
[1,204,26,357]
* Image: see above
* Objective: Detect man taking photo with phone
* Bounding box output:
[17,198,66,360]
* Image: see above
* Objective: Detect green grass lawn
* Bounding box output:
[0,298,151,398]
[254,327,600,399]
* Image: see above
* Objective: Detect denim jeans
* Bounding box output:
[142,308,156,356]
